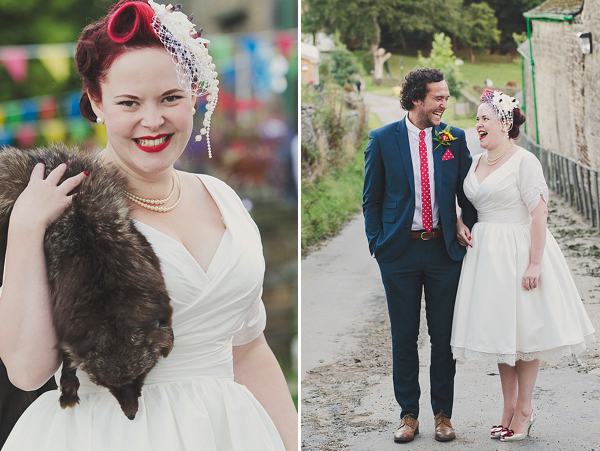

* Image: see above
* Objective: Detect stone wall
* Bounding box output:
[525,3,600,169]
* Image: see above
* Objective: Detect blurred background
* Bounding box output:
[0,0,298,405]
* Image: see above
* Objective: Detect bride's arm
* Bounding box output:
[522,195,548,291]
[0,163,86,389]
[233,334,298,450]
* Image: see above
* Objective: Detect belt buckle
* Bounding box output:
[420,231,431,241]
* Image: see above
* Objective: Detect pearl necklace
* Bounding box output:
[125,172,176,205]
[487,142,512,166]
[124,171,183,213]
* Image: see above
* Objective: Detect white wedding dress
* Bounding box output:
[1,174,285,451]
[451,149,595,365]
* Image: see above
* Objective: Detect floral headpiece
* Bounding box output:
[480,89,519,131]
[148,1,219,157]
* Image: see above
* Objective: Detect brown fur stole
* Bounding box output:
[0,144,174,422]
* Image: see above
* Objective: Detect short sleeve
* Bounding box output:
[232,289,267,346]
[518,152,549,212]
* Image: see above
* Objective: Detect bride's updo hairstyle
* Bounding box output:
[75,0,163,122]
[479,89,526,139]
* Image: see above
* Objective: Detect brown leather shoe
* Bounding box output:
[434,413,456,442]
[394,414,419,443]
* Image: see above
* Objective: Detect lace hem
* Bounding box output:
[452,334,596,366]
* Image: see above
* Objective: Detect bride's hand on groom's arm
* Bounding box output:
[455,217,472,247]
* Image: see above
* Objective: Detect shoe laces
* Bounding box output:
[435,413,451,427]
[400,414,416,427]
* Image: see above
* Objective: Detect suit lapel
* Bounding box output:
[396,119,415,196]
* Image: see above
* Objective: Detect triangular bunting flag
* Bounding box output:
[0,47,29,82]
[37,44,70,82]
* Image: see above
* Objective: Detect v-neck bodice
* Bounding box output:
[464,149,533,224]
[131,220,230,283]
[75,174,267,386]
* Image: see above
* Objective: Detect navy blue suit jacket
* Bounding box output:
[363,118,477,263]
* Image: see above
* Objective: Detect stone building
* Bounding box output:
[300,42,320,85]
[520,0,600,169]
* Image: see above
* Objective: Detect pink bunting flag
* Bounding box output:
[276,32,295,58]
[0,47,29,82]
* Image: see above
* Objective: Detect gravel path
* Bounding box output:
[301,93,600,450]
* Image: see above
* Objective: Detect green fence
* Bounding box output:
[522,134,600,233]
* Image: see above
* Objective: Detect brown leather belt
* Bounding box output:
[409,229,442,240]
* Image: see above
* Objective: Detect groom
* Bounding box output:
[363,68,476,443]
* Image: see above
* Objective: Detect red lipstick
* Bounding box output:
[133,134,173,153]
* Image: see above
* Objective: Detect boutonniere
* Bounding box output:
[433,124,456,151]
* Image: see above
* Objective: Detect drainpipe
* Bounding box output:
[522,11,575,145]
[520,52,526,134]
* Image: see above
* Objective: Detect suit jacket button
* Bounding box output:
[405,225,410,229]
[411,202,415,206]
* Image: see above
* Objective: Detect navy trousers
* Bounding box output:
[377,236,462,419]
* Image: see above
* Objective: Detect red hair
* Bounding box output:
[75,0,163,122]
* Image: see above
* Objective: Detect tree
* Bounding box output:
[459,2,501,62]
[326,42,360,87]
[302,0,463,61]
[417,33,465,99]
[464,0,545,48]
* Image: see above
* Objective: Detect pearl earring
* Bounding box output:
[96,116,104,124]
[192,108,196,115]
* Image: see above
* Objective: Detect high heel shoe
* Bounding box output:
[501,411,536,442]
[490,425,504,439]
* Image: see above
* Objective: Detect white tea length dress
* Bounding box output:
[451,149,595,365]
[1,174,285,451]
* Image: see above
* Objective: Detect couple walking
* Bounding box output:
[363,68,595,443]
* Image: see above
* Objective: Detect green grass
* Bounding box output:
[460,60,521,88]
[353,50,521,92]
[301,148,366,254]
[299,114,378,256]
[370,112,384,129]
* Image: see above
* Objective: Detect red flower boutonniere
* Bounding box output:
[433,124,456,151]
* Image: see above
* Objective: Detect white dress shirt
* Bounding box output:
[405,116,440,230]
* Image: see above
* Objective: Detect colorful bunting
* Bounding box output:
[40,119,68,143]
[0,30,296,149]
[16,124,36,148]
[0,47,28,82]
[37,44,71,82]
[39,96,58,120]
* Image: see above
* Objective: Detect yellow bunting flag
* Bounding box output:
[37,44,70,82]
[40,119,67,143]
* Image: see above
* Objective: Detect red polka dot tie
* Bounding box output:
[419,130,433,232]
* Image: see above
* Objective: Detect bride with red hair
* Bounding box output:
[0,1,296,449]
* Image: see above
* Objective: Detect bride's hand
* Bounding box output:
[522,264,541,291]
[11,162,88,229]
[456,217,472,247]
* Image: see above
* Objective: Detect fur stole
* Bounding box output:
[0,144,174,421]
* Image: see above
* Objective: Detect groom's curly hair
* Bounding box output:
[400,68,444,111]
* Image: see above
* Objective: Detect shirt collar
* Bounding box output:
[405,115,432,138]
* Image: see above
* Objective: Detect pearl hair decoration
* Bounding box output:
[148,1,219,158]
[96,116,104,124]
[480,89,519,131]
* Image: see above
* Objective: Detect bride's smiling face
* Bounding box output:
[476,103,506,151]
[90,47,196,175]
